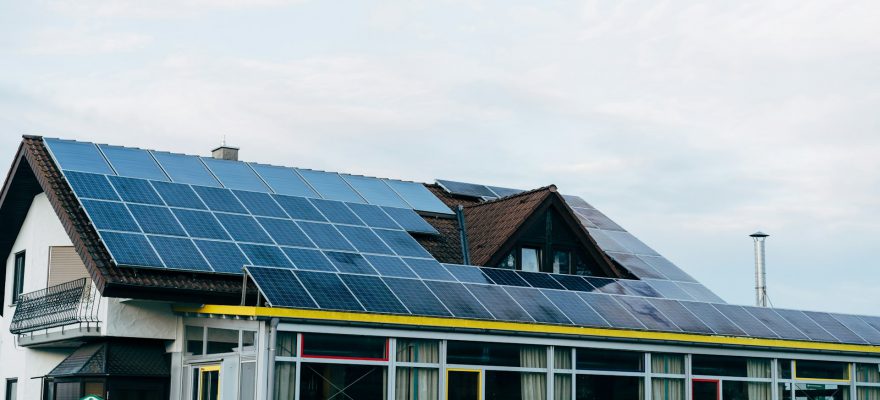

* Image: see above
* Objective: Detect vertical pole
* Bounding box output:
[751,232,769,307]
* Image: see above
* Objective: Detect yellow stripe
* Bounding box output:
[174,305,880,355]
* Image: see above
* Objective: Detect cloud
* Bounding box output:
[47,0,309,18]
[25,28,151,55]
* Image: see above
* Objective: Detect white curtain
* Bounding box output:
[273,362,296,400]
[397,339,439,363]
[554,374,571,400]
[519,346,547,400]
[396,368,438,400]
[651,379,684,400]
[858,387,880,400]
[746,359,771,400]
[554,348,571,370]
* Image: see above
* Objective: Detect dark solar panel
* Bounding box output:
[435,179,496,198]
[571,209,598,229]
[257,218,314,248]
[192,186,248,214]
[637,256,697,283]
[346,203,400,229]
[517,271,565,290]
[678,301,746,336]
[743,307,809,341]
[382,278,451,317]
[45,138,115,174]
[373,229,432,258]
[294,271,364,311]
[606,252,666,280]
[215,213,274,244]
[108,176,164,205]
[297,169,365,203]
[383,180,452,215]
[152,181,207,209]
[465,284,533,322]
[486,186,522,197]
[98,144,168,181]
[643,280,695,301]
[342,175,410,208]
[193,240,249,274]
[201,157,269,192]
[281,247,336,272]
[831,314,880,345]
[148,236,211,271]
[310,198,364,225]
[340,274,408,314]
[480,268,530,287]
[324,251,377,275]
[504,286,571,325]
[247,267,317,309]
[127,204,186,236]
[172,209,231,240]
[81,200,140,232]
[604,231,659,256]
[250,164,319,198]
[233,190,287,218]
[296,221,355,251]
[586,229,630,253]
[151,151,220,187]
[551,274,596,292]
[403,258,455,281]
[541,290,609,327]
[336,225,394,255]
[585,278,627,295]
[562,195,593,209]
[773,309,839,342]
[66,171,119,201]
[380,207,438,234]
[646,298,713,334]
[443,264,494,284]
[711,304,778,338]
[617,280,662,298]
[239,244,293,268]
[101,231,164,268]
[577,209,624,231]
[423,281,493,319]
[365,255,416,278]
[677,282,724,303]
[614,296,680,332]
[802,311,867,344]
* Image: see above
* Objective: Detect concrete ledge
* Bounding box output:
[17,326,102,348]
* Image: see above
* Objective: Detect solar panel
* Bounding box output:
[504,286,571,325]
[152,181,207,210]
[617,280,662,298]
[282,247,336,272]
[577,209,624,231]
[606,252,666,280]
[486,186,522,197]
[66,171,119,201]
[585,277,627,295]
[148,236,211,271]
[346,203,401,229]
[127,204,187,236]
[101,231,164,268]
[233,191,287,218]
[830,314,880,345]
[551,274,596,292]
[443,264,494,284]
[614,296,680,332]
[383,180,452,215]
[250,164,319,198]
[193,240,250,273]
[380,207,438,234]
[562,195,593,209]
[643,280,695,301]
[294,271,364,311]
[436,179,496,198]
[637,256,697,283]
[98,144,168,181]
[296,222,355,251]
[646,298,713,334]
[297,169,365,203]
[423,281,492,319]
[257,217,314,247]
[239,244,293,268]
[586,229,630,253]
[465,284,533,322]
[604,231,659,256]
[517,271,565,290]
[541,289,609,327]
[215,213,273,244]
[480,268,530,287]
[382,278,451,317]
[336,225,394,255]
[202,157,270,192]
[108,176,164,205]
[339,274,409,314]
[403,258,455,281]
[711,304,778,338]
[773,309,839,342]
[151,152,220,187]
[173,209,231,240]
[273,195,327,222]
[246,267,317,308]
[802,311,867,344]
[192,186,248,214]
[577,292,645,330]
[743,307,808,340]
[81,200,141,232]
[677,283,724,303]
[373,229,432,258]
[365,255,416,278]
[678,301,747,337]
[342,175,410,208]
[324,251,377,275]
[309,200,364,227]
[44,138,115,174]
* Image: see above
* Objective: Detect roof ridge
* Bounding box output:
[464,184,556,207]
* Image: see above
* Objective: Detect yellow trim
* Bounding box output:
[793,360,852,383]
[174,305,880,355]
[197,364,221,400]
[446,368,481,400]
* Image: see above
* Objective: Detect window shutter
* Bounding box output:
[48,246,88,287]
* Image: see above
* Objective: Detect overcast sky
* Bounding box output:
[1,0,878,314]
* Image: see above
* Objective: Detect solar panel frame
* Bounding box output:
[257,217,315,248]
[239,244,294,268]
[802,311,867,344]
[435,179,496,198]
[382,277,452,317]
[98,144,169,181]
[711,304,779,338]
[614,296,681,332]
[403,258,456,281]
[296,169,365,203]
[342,175,410,208]
[383,180,452,215]
[646,298,713,334]
[606,252,667,280]
[677,282,725,303]
[172,209,232,240]
[346,203,401,229]
[373,229,432,258]
[480,268,531,287]
[147,235,212,271]
[637,256,697,283]
[465,284,533,322]
[380,207,438,234]
[617,280,663,298]
[81,200,141,232]
[604,231,660,256]
[65,171,120,201]
[108,175,165,205]
[577,208,625,231]
[503,286,572,325]
[550,274,597,292]
[586,229,630,253]
[151,181,207,210]
[150,151,221,187]
[517,271,565,290]
[281,247,337,272]
[831,314,880,345]
[193,240,250,274]
[192,186,248,214]
[743,307,809,340]
[214,213,274,244]
[336,225,394,255]
[250,163,319,198]
[541,289,610,327]
[201,157,270,192]
[273,195,328,222]
[296,221,355,251]
[294,270,364,311]
[576,292,645,329]
[423,281,493,319]
[233,190,288,218]
[585,277,627,295]
[45,138,115,174]
[310,198,364,225]
[127,204,187,236]
[324,251,378,275]
[100,231,164,268]
[246,267,317,309]
[773,309,840,342]
[643,280,695,301]
[339,274,409,314]
[365,255,417,278]
[443,264,494,284]
[678,301,747,337]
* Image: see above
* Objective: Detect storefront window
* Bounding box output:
[722,381,771,400]
[576,348,643,372]
[299,363,386,400]
[692,355,770,378]
[485,371,546,400]
[554,347,572,369]
[185,326,204,356]
[397,339,439,363]
[206,327,240,354]
[555,374,573,400]
[301,333,387,360]
[447,341,546,368]
[795,360,850,381]
[576,375,643,400]
[857,363,880,383]
[274,362,296,400]
[276,332,297,357]
[395,368,438,400]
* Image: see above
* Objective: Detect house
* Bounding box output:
[1,135,879,400]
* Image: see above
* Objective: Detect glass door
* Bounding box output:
[447,369,481,400]
[192,365,220,400]
[692,379,719,400]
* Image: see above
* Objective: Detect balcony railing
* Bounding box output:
[9,278,100,334]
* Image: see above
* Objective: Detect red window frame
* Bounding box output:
[692,378,720,400]
[299,334,389,361]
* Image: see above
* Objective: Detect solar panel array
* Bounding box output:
[435,179,721,301]
[247,263,880,346]
[45,138,452,215]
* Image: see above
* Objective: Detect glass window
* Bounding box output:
[573,252,594,276]
[651,353,684,375]
[576,348,643,372]
[11,252,25,305]
[240,362,256,400]
[521,248,541,272]
[300,363,386,400]
[396,339,439,363]
[302,333,387,360]
[722,381,771,399]
[447,341,546,368]
[554,347,572,369]
[185,326,204,356]
[691,355,770,378]
[84,381,104,397]
[274,362,296,400]
[795,383,849,399]
[242,330,257,350]
[485,371,546,400]
[396,367,438,400]
[779,359,792,379]
[858,387,880,399]
[555,374,572,400]
[553,250,571,274]
[857,363,880,383]
[498,251,515,269]
[795,360,849,380]
[652,378,684,400]
[276,332,297,358]
[206,327,239,354]
[576,375,643,400]
[5,379,17,400]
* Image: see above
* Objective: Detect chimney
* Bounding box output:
[750,231,769,307]
[212,137,239,161]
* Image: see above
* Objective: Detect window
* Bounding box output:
[11,252,25,304]
[185,326,204,356]
[301,333,387,360]
[498,251,515,269]
[206,327,239,354]
[553,250,570,274]
[447,341,546,368]
[300,363,386,400]
[576,375,642,400]
[396,339,439,363]
[795,360,849,381]
[5,379,16,400]
[576,348,643,372]
[651,353,684,400]
[691,355,770,378]
[521,247,541,272]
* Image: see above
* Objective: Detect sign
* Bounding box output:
[80,396,104,400]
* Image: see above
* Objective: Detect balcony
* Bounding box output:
[10,278,101,347]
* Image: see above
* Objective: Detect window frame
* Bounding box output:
[5,378,17,400]
[11,251,25,305]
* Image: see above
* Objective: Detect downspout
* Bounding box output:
[265,317,280,398]
[456,205,471,265]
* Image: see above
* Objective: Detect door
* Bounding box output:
[192,365,221,400]
[692,379,719,400]
[447,369,481,400]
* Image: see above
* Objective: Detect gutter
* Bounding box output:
[456,205,471,264]
[265,317,280,398]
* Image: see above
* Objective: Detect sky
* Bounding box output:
[1,0,879,314]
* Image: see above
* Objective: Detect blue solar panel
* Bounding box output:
[607,252,666,280]
[108,176,164,205]
[239,244,293,268]
[127,204,186,236]
[586,229,629,253]
[773,309,838,342]
[551,274,596,292]
[233,190,287,217]
[677,282,724,303]
[151,181,207,210]
[192,186,248,213]
[342,175,410,208]
[256,217,314,247]
[711,304,778,338]
[678,301,746,336]
[563,195,593,209]
[382,278,451,317]
[282,247,336,272]
[365,255,416,278]
[148,236,211,271]
[614,296,680,331]
[443,264,494,284]
[578,209,624,231]
[383,180,452,215]
[604,231,659,256]
[436,179,496,198]
[324,251,377,275]
[585,278,627,295]
[465,284,532,322]
[380,207,438,234]
[803,311,866,344]
[577,292,645,330]
[643,280,694,301]
[66,171,119,201]
[151,152,220,187]
[297,169,365,203]
[214,213,274,244]
[486,186,522,197]
[638,256,697,283]
[273,195,327,222]
[101,231,163,268]
[646,298,713,334]
[339,274,408,314]
[336,225,394,255]
[310,199,364,225]
[617,280,662,298]
[193,240,250,273]
[98,144,168,181]
[202,158,270,192]
[250,164,319,197]
[423,281,492,319]
[541,290,609,327]
[743,307,808,340]
[172,209,230,240]
[45,138,114,174]
[81,200,140,232]
[373,229,432,258]
[480,268,530,287]
[831,314,880,345]
[294,271,364,311]
[346,203,400,229]
[504,286,571,325]
[403,258,455,281]
[296,222,355,251]
[247,267,317,308]
[517,271,565,290]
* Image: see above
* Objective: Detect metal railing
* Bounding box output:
[9,278,101,334]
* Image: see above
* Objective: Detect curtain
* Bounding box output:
[554,348,571,370]
[651,354,684,374]
[746,359,772,400]
[397,339,439,363]
[858,387,880,400]
[746,383,771,400]
[276,332,296,357]
[396,367,438,400]
[554,374,571,400]
[651,379,684,400]
[520,373,546,400]
[273,362,296,400]
[859,364,880,383]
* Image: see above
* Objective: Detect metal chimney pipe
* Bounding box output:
[750,231,769,307]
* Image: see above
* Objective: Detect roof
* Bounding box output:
[47,340,170,377]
